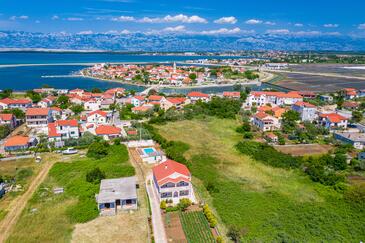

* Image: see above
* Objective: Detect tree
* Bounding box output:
[87,141,109,159]
[56,95,70,109]
[2,108,25,119]
[282,110,300,122]
[86,167,105,184]
[0,89,12,99]
[188,73,197,80]
[332,154,348,170]
[0,125,11,139]
[227,226,241,243]
[70,104,84,114]
[79,131,96,146]
[26,90,42,103]
[352,111,363,123]
[91,88,102,93]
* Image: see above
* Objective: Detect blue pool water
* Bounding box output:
[143,148,156,154]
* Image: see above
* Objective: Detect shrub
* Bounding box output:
[227,225,241,243]
[160,200,167,210]
[216,236,224,243]
[15,168,33,182]
[86,168,105,184]
[87,141,109,159]
[178,198,192,211]
[202,204,218,228]
[344,185,365,211]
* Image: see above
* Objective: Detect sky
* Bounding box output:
[0,0,365,37]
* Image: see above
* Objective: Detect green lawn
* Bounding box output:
[179,211,215,243]
[7,144,135,243]
[156,117,365,242]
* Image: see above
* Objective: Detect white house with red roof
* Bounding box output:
[48,119,80,144]
[252,112,281,131]
[0,113,17,129]
[147,95,166,106]
[0,98,32,110]
[187,91,210,103]
[69,88,85,96]
[131,96,145,107]
[105,87,125,97]
[291,101,317,122]
[37,96,56,108]
[343,88,358,100]
[223,92,241,99]
[87,110,110,125]
[319,113,348,130]
[160,97,190,111]
[95,125,122,140]
[25,108,52,127]
[152,160,195,204]
[84,99,101,111]
[245,91,303,107]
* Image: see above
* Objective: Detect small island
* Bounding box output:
[80,62,262,88]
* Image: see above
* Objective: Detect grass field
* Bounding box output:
[156,117,365,242]
[0,156,53,223]
[179,211,215,243]
[6,144,135,243]
[274,144,332,156]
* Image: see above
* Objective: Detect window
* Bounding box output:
[179,190,189,196]
[177,181,189,187]
[161,192,172,198]
[161,182,175,188]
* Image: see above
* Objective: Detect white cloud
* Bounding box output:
[266,29,290,35]
[201,27,241,35]
[111,16,135,22]
[162,25,186,32]
[245,19,262,25]
[77,30,93,35]
[294,23,303,27]
[138,14,207,23]
[324,24,339,28]
[51,15,59,20]
[264,21,276,26]
[104,29,131,35]
[10,15,29,21]
[66,17,84,21]
[214,16,237,24]
[358,23,365,30]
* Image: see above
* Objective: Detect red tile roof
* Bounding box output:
[320,113,347,123]
[187,91,209,98]
[133,95,145,101]
[4,136,29,147]
[88,110,107,117]
[95,125,121,135]
[0,98,32,105]
[223,92,240,98]
[148,95,164,101]
[254,112,270,120]
[294,101,316,108]
[166,97,186,104]
[26,108,49,116]
[0,113,14,121]
[152,160,190,185]
[55,119,78,127]
[48,123,60,137]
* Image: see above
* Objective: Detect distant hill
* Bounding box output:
[0,30,364,51]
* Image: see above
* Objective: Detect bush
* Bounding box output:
[87,141,109,159]
[178,198,192,211]
[243,132,253,139]
[216,236,224,243]
[344,185,365,211]
[160,200,167,210]
[227,225,241,243]
[86,168,105,184]
[15,168,33,182]
[202,204,218,228]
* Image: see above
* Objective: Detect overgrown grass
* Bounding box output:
[7,144,134,242]
[156,117,365,242]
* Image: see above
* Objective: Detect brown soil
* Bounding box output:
[164,212,187,243]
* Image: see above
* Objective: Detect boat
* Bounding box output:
[62,147,78,155]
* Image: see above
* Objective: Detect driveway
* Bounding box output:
[146,174,167,243]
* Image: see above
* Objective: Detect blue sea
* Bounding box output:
[0,52,275,93]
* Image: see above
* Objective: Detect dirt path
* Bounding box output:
[0,155,57,243]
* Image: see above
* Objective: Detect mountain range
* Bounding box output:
[0,30,365,52]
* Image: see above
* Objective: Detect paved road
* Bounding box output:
[0,156,57,243]
[146,174,167,243]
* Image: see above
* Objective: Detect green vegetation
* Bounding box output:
[2,108,25,119]
[25,90,42,103]
[7,144,134,242]
[179,211,215,243]
[0,89,13,99]
[86,141,109,159]
[155,118,365,242]
[0,125,11,139]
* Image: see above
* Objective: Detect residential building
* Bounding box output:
[319,113,348,130]
[0,113,17,129]
[48,119,80,145]
[252,112,281,131]
[0,98,32,110]
[148,95,165,106]
[334,132,365,149]
[292,101,317,121]
[87,110,110,125]
[160,97,190,110]
[245,91,302,107]
[131,96,145,107]
[223,92,241,99]
[95,125,121,140]
[84,99,101,111]
[96,176,138,216]
[319,95,333,103]
[343,88,358,100]
[25,108,52,127]
[4,135,37,151]
[131,104,154,114]
[152,160,195,204]
[187,91,210,103]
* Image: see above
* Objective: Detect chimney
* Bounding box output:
[165,165,168,170]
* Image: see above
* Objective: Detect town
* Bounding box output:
[0,82,365,242]
[81,63,260,87]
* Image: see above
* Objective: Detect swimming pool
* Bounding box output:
[143,147,156,154]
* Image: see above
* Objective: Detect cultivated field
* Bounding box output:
[156,118,365,241]
[6,145,141,243]
[274,144,332,156]
[179,211,215,243]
